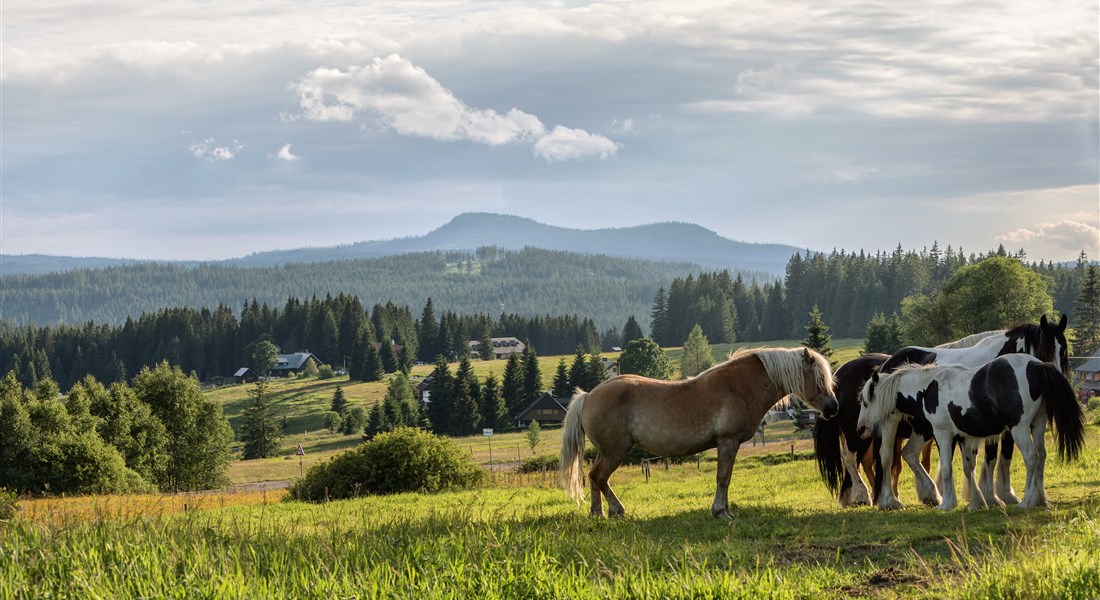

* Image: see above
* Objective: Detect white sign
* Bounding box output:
[296,444,305,456]
[482,429,494,436]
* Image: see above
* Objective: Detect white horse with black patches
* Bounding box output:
[856,353,1084,510]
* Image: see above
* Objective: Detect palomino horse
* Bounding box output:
[561,347,838,519]
[856,354,1084,509]
[813,314,1070,510]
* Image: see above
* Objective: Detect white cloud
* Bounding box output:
[294,54,617,160]
[275,143,299,161]
[533,126,620,162]
[189,138,243,161]
[997,220,1100,251]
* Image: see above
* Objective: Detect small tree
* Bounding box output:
[330,385,348,415]
[300,358,319,378]
[341,406,367,435]
[321,411,342,434]
[621,315,645,346]
[250,340,279,377]
[476,325,495,361]
[803,305,834,361]
[525,419,541,454]
[520,342,542,404]
[479,372,508,430]
[552,358,571,398]
[364,403,385,439]
[619,338,673,379]
[679,324,714,378]
[240,379,283,460]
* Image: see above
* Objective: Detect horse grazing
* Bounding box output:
[813,314,1070,509]
[856,354,1084,510]
[561,347,837,519]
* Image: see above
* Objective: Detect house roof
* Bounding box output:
[1076,349,1100,374]
[233,368,254,377]
[468,337,525,352]
[515,391,569,417]
[271,352,319,370]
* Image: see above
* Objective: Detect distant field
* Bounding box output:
[5,414,1098,598]
[215,340,862,483]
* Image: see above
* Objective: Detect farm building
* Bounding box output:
[467,337,525,359]
[515,391,571,427]
[268,352,322,377]
[1074,349,1100,398]
[232,368,258,384]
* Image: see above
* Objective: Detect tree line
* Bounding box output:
[650,244,1092,347]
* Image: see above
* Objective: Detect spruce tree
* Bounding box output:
[425,356,454,433]
[476,321,495,361]
[417,299,439,362]
[680,324,714,378]
[448,376,480,436]
[384,372,417,427]
[621,315,644,346]
[479,372,508,430]
[586,352,608,390]
[454,356,481,414]
[568,346,588,391]
[862,313,892,355]
[1075,264,1100,357]
[364,403,384,439]
[552,358,571,398]
[363,344,384,382]
[803,305,834,360]
[330,384,348,415]
[650,287,669,346]
[240,379,282,459]
[502,353,525,418]
[379,341,398,373]
[521,342,543,404]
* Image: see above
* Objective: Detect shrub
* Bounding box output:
[1088,396,1100,412]
[341,406,367,435]
[0,487,18,521]
[317,365,336,380]
[321,411,342,433]
[519,454,560,473]
[287,428,485,502]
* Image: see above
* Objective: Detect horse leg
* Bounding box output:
[978,438,1003,507]
[589,446,629,518]
[859,445,877,503]
[901,433,940,506]
[961,439,987,510]
[934,430,958,511]
[874,419,904,510]
[1013,424,1042,508]
[711,437,742,519]
[891,434,903,499]
[839,439,870,507]
[587,454,607,517]
[1030,417,1048,508]
[996,431,1021,505]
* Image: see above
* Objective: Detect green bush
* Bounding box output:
[0,487,18,521]
[317,365,336,380]
[287,427,485,502]
[519,454,560,473]
[1087,396,1100,412]
[321,411,342,433]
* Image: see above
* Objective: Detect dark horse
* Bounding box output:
[562,347,837,518]
[814,314,1070,509]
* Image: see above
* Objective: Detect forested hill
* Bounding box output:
[0,213,802,276]
[0,248,758,328]
[229,213,802,273]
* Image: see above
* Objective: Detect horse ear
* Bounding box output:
[1040,314,1049,328]
[871,369,879,383]
[1058,313,1068,331]
[803,348,813,364]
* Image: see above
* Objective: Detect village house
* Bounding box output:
[267,352,322,378]
[1074,349,1100,399]
[515,391,571,427]
[467,337,525,360]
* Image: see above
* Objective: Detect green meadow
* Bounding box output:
[3,416,1098,598]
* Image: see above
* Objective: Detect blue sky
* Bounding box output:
[3,0,1097,262]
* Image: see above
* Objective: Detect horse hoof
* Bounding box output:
[876,499,904,511]
[711,508,734,520]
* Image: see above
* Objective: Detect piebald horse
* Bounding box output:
[856,354,1084,510]
[814,315,1070,510]
[561,347,838,519]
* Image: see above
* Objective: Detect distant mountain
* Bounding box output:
[0,213,803,276]
[228,213,803,274]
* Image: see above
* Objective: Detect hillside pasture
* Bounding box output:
[4,416,1098,598]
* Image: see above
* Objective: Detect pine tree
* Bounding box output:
[379,341,398,373]
[552,358,571,398]
[240,380,282,459]
[621,315,644,345]
[364,403,384,439]
[476,321,494,361]
[384,372,417,427]
[454,356,481,416]
[521,342,543,404]
[803,305,834,361]
[650,287,669,346]
[568,346,588,392]
[417,299,440,362]
[448,376,480,436]
[502,353,525,418]
[479,372,508,430]
[862,313,892,355]
[680,324,714,378]
[1074,264,1100,357]
[585,352,608,390]
[425,356,454,434]
[330,385,348,415]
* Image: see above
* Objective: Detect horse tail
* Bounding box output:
[1032,362,1085,462]
[813,412,844,494]
[560,389,589,503]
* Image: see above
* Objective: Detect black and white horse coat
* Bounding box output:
[814,315,1071,510]
[856,354,1084,510]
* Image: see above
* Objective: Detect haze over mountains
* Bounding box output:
[1,213,803,276]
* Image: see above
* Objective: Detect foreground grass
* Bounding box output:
[4,420,1098,599]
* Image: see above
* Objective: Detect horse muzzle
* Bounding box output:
[821,396,839,420]
[856,424,872,440]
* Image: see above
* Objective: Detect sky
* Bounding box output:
[3,0,1098,263]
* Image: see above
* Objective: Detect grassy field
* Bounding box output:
[216,340,861,484]
[4,413,1098,598]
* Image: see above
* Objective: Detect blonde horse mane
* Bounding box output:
[712,346,835,398]
[934,330,1001,349]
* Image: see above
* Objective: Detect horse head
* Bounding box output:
[1038,313,1070,379]
[855,367,884,439]
[801,348,839,419]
